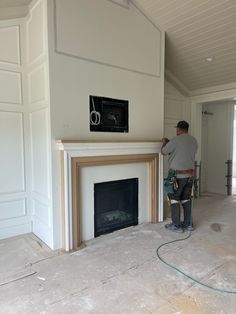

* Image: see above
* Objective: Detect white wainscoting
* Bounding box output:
[0,25,20,65]
[0,19,32,240]
[27,0,53,248]
[27,0,45,65]
[30,107,53,246]
[28,64,47,105]
[0,111,25,193]
[32,198,52,246]
[0,199,26,220]
[30,108,50,199]
[0,70,22,104]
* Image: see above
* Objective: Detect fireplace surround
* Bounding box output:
[57,141,163,251]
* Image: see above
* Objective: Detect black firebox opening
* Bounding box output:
[94,178,138,237]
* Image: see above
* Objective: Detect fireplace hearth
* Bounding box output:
[94,178,138,237]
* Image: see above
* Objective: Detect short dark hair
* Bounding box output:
[176,120,189,130]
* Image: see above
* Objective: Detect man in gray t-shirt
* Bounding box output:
[161,120,198,233]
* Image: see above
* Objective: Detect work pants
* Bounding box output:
[168,177,193,227]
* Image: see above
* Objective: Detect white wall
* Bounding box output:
[48,0,164,141]
[0,19,32,239]
[164,80,191,138]
[163,80,190,175]
[47,0,165,249]
[26,0,53,247]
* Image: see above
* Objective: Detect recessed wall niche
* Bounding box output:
[89,95,128,133]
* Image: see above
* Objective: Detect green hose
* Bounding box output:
[156,231,236,295]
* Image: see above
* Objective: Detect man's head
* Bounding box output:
[175,120,189,135]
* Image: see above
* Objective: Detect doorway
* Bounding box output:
[232,105,236,195]
[201,100,234,195]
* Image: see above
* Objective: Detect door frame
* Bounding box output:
[190,89,236,159]
[190,89,236,194]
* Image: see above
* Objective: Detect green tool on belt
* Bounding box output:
[164,169,178,194]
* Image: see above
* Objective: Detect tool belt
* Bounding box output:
[173,169,194,175]
[164,169,194,194]
[164,169,178,194]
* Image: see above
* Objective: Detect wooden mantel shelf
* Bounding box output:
[57,140,162,156]
[57,139,162,143]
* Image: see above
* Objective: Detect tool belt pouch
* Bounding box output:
[164,180,174,194]
[164,169,178,194]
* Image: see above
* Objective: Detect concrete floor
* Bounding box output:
[0,194,236,314]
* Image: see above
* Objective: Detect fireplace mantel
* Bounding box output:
[57,140,163,251]
[57,140,163,157]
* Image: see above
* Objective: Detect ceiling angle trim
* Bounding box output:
[109,0,130,8]
[165,69,190,97]
[189,82,236,97]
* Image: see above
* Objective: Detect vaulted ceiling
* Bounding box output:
[1,0,236,94]
[134,0,236,94]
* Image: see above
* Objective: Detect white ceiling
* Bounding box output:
[1,0,236,94]
[134,0,236,93]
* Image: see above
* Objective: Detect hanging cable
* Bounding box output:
[90,97,101,126]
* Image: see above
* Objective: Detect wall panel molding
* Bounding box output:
[54,0,161,77]
[30,108,51,199]
[0,13,32,241]
[0,198,26,221]
[28,63,47,105]
[0,111,25,194]
[0,222,31,240]
[0,25,21,65]
[0,69,22,105]
[27,0,45,66]
[32,198,51,227]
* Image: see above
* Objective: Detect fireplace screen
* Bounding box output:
[94,178,138,237]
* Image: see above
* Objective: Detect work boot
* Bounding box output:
[181,222,194,231]
[165,222,184,233]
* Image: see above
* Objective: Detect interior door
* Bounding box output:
[201,102,234,194]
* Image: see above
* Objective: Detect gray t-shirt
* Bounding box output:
[162,133,198,178]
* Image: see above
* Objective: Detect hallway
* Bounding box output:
[0,194,236,313]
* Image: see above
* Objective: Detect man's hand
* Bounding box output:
[161,137,170,155]
[161,137,170,145]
